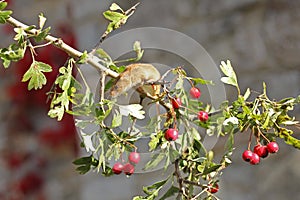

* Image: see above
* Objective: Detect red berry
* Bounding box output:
[189,87,201,98]
[242,150,253,162]
[250,153,260,165]
[197,111,209,122]
[208,183,219,194]
[123,163,135,175]
[254,144,269,158]
[128,152,140,164]
[164,128,179,141]
[112,162,124,175]
[267,142,279,153]
[171,97,182,109]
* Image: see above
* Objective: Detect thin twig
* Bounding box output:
[174,159,189,199]
[6,16,119,78]
[190,188,207,200]
[91,2,140,53]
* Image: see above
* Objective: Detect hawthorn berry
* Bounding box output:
[112,162,124,175]
[171,97,182,109]
[164,128,179,141]
[242,150,253,162]
[123,163,135,175]
[267,142,279,153]
[249,153,260,165]
[254,144,269,158]
[189,87,201,98]
[197,111,209,122]
[128,152,140,164]
[208,183,219,194]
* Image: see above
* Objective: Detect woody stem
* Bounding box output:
[6,16,119,78]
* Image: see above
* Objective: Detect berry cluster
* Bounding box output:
[167,87,209,141]
[242,142,279,165]
[112,151,140,175]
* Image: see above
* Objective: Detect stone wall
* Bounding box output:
[1,0,300,200]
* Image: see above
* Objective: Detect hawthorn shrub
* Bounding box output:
[0,1,299,199]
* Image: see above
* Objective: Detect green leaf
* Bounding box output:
[202,164,222,176]
[159,186,179,200]
[143,179,168,195]
[0,10,12,24]
[13,27,26,42]
[38,13,46,29]
[296,95,300,103]
[0,2,12,24]
[110,64,126,73]
[220,60,240,93]
[193,139,207,157]
[75,165,91,174]
[73,156,92,165]
[220,77,237,87]
[48,60,78,120]
[148,133,160,151]
[168,147,180,163]
[103,10,126,22]
[175,76,184,90]
[118,104,145,119]
[191,77,213,85]
[75,119,92,129]
[80,131,97,152]
[95,48,112,62]
[22,61,52,90]
[104,78,115,92]
[2,59,10,68]
[278,128,300,149]
[0,43,26,67]
[34,26,51,42]
[77,51,89,64]
[243,88,251,100]
[132,197,144,200]
[109,3,124,12]
[73,155,98,175]
[133,41,144,61]
[144,153,165,170]
[111,110,122,128]
[220,60,237,78]
[102,3,135,38]
[262,82,267,96]
[190,127,201,141]
[48,105,64,120]
[0,1,7,10]
[224,131,234,153]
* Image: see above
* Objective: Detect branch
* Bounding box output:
[174,159,188,198]
[6,16,174,113]
[6,16,119,78]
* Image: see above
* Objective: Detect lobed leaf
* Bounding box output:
[0,1,12,24]
[111,110,122,128]
[109,3,124,12]
[119,104,145,119]
[22,61,52,90]
[220,60,240,94]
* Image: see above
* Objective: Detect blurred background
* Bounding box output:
[0,0,299,200]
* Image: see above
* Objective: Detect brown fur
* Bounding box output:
[110,63,161,98]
